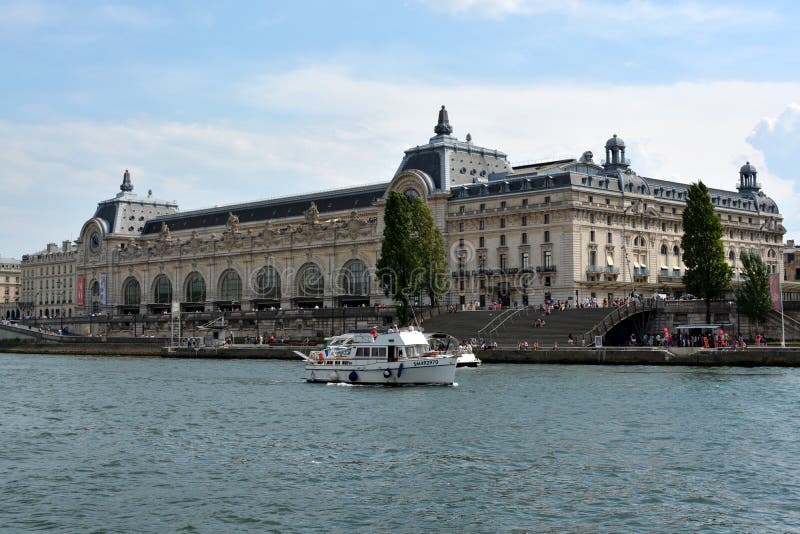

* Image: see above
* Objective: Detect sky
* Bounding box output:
[1,0,799,258]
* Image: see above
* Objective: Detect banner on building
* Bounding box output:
[100,274,107,306]
[77,276,85,306]
[769,272,781,311]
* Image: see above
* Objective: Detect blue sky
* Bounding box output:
[2,0,799,258]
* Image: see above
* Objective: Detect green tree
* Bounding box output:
[735,250,771,337]
[409,197,450,309]
[377,191,417,325]
[377,191,449,325]
[681,181,733,322]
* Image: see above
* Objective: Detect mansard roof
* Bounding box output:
[141,182,389,235]
[448,171,576,199]
[92,170,178,235]
[446,161,781,216]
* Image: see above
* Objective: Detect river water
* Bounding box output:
[1,354,799,533]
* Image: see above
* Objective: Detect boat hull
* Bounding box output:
[456,354,482,368]
[305,357,457,385]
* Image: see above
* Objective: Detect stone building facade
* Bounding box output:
[0,258,21,319]
[20,242,77,320]
[784,240,800,282]
[24,108,787,333]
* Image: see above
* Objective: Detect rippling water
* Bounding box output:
[1,354,799,532]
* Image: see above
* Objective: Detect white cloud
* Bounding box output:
[746,103,800,239]
[747,103,800,180]
[3,69,800,257]
[0,117,394,257]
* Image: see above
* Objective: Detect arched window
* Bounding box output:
[122,278,141,306]
[254,266,281,299]
[185,272,206,303]
[660,244,668,255]
[729,251,735,262]
[153,275,172,304]
[297,263,324,297]
[340,260,370,295]
[672,246,680,256]
[218,270,242,302]
[90,281,100,297]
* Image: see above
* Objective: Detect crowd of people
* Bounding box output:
[629,330,770,349]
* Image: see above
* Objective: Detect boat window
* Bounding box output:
[356,347,370,357]
[372,347,387,357]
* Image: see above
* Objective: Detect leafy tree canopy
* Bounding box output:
[736,250,772,324]
[681,181,732,319]
[377,191,449,324]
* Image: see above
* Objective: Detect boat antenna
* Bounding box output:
[409,299,420,330]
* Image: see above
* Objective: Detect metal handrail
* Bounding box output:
[477,306,524,336]
[485,307,530,337]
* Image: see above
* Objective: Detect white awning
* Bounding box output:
[606,253,614,266]
[661,265,669,270]
[633,261,640,268]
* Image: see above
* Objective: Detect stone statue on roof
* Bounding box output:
[305,202,320,224]
[120,169,133,192]
[434,105,453,136]
[226,212,240,233]
[159,222,171,241]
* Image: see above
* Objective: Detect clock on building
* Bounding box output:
[89,231,101,253]
[404,188,420,202]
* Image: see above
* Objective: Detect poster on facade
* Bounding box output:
[100,274,107,306]
[769,272,781,311]
[77,276,85,306]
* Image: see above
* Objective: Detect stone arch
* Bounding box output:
[251,265,281,310]
[152,274,172,304]
[386,169,436,201]
[338,259,370,306]
[183,272,206,312]
[121,276,141,313]
[217,269,242,307]
[295,262,324,308]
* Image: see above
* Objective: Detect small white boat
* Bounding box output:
[295,328,457,385]
[455,351,482,368]
[426,332,482,368]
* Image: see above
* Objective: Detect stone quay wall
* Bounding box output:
[3,343,800,367]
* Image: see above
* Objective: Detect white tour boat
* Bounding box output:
[427,332,482,368]
[295,328,457,385]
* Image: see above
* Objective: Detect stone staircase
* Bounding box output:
[422,307,611,348]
